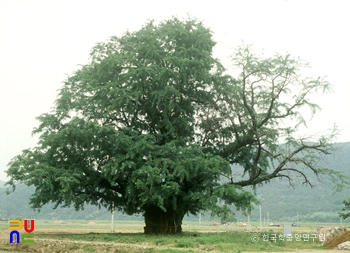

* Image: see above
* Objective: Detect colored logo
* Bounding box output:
[9,219,35,244]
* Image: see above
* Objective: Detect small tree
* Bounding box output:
[6,17,345,234]
[340,199,350,220]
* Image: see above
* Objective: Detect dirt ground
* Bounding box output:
[1,226,349,253]
[1,227,152,253]
[325,231,350,249]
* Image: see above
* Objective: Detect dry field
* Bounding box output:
[0,220,348,253]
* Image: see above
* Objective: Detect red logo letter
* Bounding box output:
[24,220,35,233]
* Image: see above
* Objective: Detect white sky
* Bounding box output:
[1,0,350,181]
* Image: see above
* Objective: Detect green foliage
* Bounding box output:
[2,148,350,222]
[203,43,339,188]
[340,199,350,220]
[6,17,235,220]
[5,16,347,232]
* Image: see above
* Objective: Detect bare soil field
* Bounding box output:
[1,221,349,252]
[325,231,350,249]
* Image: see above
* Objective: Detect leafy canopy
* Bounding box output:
[6,17,345,220]
[340,199,350,220]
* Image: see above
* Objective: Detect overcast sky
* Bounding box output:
[1,0,349,181]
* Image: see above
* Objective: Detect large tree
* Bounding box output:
[6,17,344,234]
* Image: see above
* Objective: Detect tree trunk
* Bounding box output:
[143,206,184,234]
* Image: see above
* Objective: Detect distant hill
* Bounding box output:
[242,141,350,223]
[1,142,349,223]
[0,182,141,221]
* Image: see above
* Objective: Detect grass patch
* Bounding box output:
[1,220,338,252]
[174,238,199,248]
[35,231,324,252]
